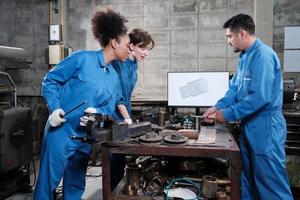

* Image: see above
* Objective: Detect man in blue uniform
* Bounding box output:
[34,9,130,200]
[203,14,293,200]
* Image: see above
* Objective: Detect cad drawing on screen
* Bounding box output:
[168,72,229,107]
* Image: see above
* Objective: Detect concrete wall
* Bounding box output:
[273,0,300,87]
[65,0,255,101]
[0,0,49,96]
[1,0,297,99]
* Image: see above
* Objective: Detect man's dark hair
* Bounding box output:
[223,14,255,35]
[129,28,154,50]
[91,9,128,47]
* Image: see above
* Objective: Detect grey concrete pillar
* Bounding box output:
[254,0,273,46]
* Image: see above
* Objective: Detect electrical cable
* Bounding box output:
[29,159,37,188]
[164,177,202,200]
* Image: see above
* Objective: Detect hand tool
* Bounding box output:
[64,99,88,116]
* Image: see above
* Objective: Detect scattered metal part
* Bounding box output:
[163,133,188,144]
[125,185,137,196]
[216,191,227,200]
[139,132,163,143]
[112,121,152,141]
[125,163,142,191]
[128,121,152,137]
[202,175,218,198]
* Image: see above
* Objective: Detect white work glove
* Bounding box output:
[80,107,97,127]
[124,118,133,125]
[84,107,97,114]
[48,109,66,127]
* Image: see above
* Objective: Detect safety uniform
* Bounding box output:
[111,58,138,121]
[109,58,138,190]
[34,50,119,200]
[215,39,293,200]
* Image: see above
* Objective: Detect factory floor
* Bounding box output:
[4,165,103,200]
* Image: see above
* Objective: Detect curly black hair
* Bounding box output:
[129,28,155,50]
[91,9,128,47]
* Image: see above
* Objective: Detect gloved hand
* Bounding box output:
[124,118,133,125]
[80,115,96,126]
[48,109,66,127]
[80,107,97,126]
[84,107,97,114]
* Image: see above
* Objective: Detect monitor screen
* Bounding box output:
[167,72,229,107]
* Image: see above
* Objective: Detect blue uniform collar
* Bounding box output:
[127,58,137,65]
[97,50,111,71]
[240,38,261,59]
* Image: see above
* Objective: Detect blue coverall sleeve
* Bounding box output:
[111,60,127,106]
[223,54,274,121]
[116,81,126,105]
[215,74,238,110]
[42,53,81,112]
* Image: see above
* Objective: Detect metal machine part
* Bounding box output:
[284,111,300,155]
[283,79,300,155]
[139,132,163,143]
[70,113,107,144]
[159,111,166,127]
[0,107,32,174]
[124,163,142,196]
[112,121,152,141]
[0,69,32,198]
[284,79,296,104]
[0,46,31,70]
[163,133,188,144]
[202,175,218,198]
[0,72,17,108]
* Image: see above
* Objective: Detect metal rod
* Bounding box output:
[64,99,87,116]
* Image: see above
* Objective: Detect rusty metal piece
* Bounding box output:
[128,121,152,137]
[177,129,199,139]
[159,111,166,127]
[216,191,227,200]
[112,121,152,141]
[163,133,188,144]
[139,132,163,143]
[125,185,137,196]
[125,163,142,187]
[202,175,218,198]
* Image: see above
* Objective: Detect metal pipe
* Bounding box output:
[60,0,64,43]
[49,1,53,25]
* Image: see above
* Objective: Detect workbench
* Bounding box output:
[101,125,241,200]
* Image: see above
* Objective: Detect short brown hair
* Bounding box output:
[129,28,154,49]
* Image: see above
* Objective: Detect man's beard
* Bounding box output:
[233,47,241,53]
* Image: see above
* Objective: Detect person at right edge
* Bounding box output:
[203,14,293,200]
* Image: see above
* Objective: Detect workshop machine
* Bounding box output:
[283,79,300,198]
[0,46,32,199]
[283,79,300,155]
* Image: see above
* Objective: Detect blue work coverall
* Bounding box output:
[111,58,138,121]
[215,39,293,200]
[109,58,138,190]
[34,50,119,200]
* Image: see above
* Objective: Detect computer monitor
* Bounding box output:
[167,72,229,107]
